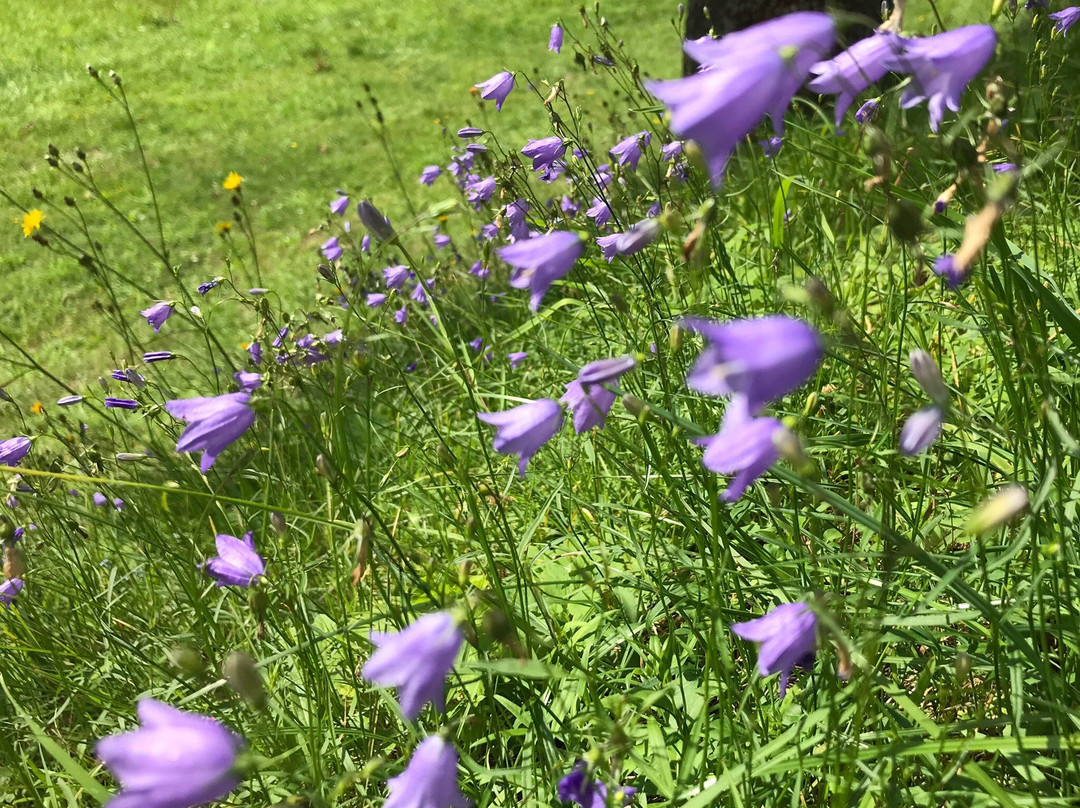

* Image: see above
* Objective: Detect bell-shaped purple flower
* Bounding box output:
[682,315,823,414]
[561,381,617,434]
[164,392,256,472]
[508,351,528,370]
[549,23,564,53]
[384,265,411,290]
[475,71,515,111]
[807,33,903,126]
[882,25,996,132]
[578,355,637,386]
[731,602,817,697]
[0,437,32,467]
[465,176,497,210]
[202,531,266,587]
[695,397,784,501]
[362,611,464,720]
[498,231,585,312]
[93,492,109,507]
[648,12,835,186]
[614,219,661,257]
[900,406,944,456]
[234,371,262,392]
[609,131,651,171]
[932,254,967,289]
[585,197,612,228]
[420,165,441,186]
[521,136,567,172]
[909,349,949,407]
[96,698,245,808]
[384,736,468,808]
[661,140,683,161]
[558,762,636,808]
[854,98,880,124]
[0,578,24,609]
[140,301,174,333]
[1051,7,1080,33]
[321,237,344,262]
[477,398,564,476]
[597,233,621,262]
[330,194,350,216]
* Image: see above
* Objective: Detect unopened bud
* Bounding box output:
[270,511,287,536]
[967,484,1029,535]
[860,124,889,158]
[773,426,814,476]
[223,651,267,710]
[3,543,26,579]
[356,199,395,241]
[909,349,949,406]
[985,78,1008,118]
[955,651,972,681]
[315,453,333,478]
[621,394,649,420]
[668,323,683,354]
[115,452,148,462]
[483,608,519,648]
[166,644,205,677]
[886,198,924,243]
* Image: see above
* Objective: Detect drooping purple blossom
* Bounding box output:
[197,279,220,296]
[361,234,371,253]
[234,371,262,392]
[0,437,32,467]
[591,164,614,188]
[549,23,564,52]
[682,315,823,414]
[586,197,612,228]
[248,342,263,366]
[560,196,580,217]
[521,136,568,172]
[614,219,661,256]
[272,326,288,348]
[807,33,903,126]
[760,137,783,158]
[383,736,468,808]
[695,396,784,501]
[1051,7,1080,32]
[395,306,408,325]
[477,398,564,476]
[321,236,344,262]
[992,162,1017,173]
[597,233,621,262]
[465,176,497,210]
[92,492,108,507]
[362,611,464,720]
[96,699,245,808]
[164,392,256,473]
[558,762,636,808]
[434,232,451,250]
[881,26,997,132]
[330,194,350,216]
[469,261,490,280]
[140,301,174,333]
[508,351,528,369]
[384,265,411,290]
[367,293,387,308]
[855,98,880,124]
[661,140,683,162]
[475,71,515,111]
[202,531,266,587]
[647,12,835,186]
[609,131,651,171]
[498,231,585,311]
[105,398,139,410]
[731,601,817,697]
[113,498,125,510]
[420,165,442,186]
[0,579,24,609]
[561,381,617,434]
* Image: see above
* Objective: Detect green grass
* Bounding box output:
[3,2,1080,808]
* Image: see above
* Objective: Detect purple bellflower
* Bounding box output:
[882,26,996,132]
[466,176,497,210]
[362,611,464,720]
[731,601,817,697]
[1051,7,1080,32]
[509,351,528,369]
[521,136,567,172]
[807,33,903,126]
[420,165,442,186]
[140,301,174,333]
[648,12,835,186]
[357,200,395,241]
[0,437,32,467]
[661,140,683,161]
[609,131,651,171]
[475,71,515,111]
[234,371,262,392]
[498,231,585,312]
[900,407,944,456]
[682,315,823,414]
[248,342,262,366]
[93,492,108,507]
[321,237,344,262]
[561,355,638,434]
[197,279,220,296]
[549,24,564,52]
[202,531,266,587]
[855,98,880,124]
[597,233,621,262]
[559,762,636,808]
[932,254,967,289]
[383,736,468,808]
[614,219,661,257]
[695,396,784,501]
[0,578,23,609]
[330,194,350,216]
[164,392,256,472]
[585,197,612,228]
[477,398,564,476]
[384,265,411,290]
[144,351,174,363]
[96,698,245,808]
[367,293,387,308]
[760,137,783,158]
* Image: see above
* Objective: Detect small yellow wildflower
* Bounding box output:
[22,209,44,237]
[31,401,44,415]
[223,172,244,191]
[216,221,233,233]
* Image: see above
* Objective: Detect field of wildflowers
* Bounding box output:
[2,2,1080,807]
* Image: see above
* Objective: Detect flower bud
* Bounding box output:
[668,323,683,354]
[955,651,972,682]
[909,349,949,407]
[166,644,205,677]
[966,484,1029,535]
[223,651,267,710]
[3,543,26,579]
[621,394,649,420]
[356,199,395,241]
[270,511,287,536]
[860,124,889,158]
[315,453,333,478]
[773,425,814,476]
[886,198,924,243]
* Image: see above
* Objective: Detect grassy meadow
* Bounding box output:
[2,1,1080,808]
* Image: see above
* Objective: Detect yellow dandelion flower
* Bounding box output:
[223,172,244,190]
[22,209,44,237]
[31,401,44,415]
[216,221,233,233]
